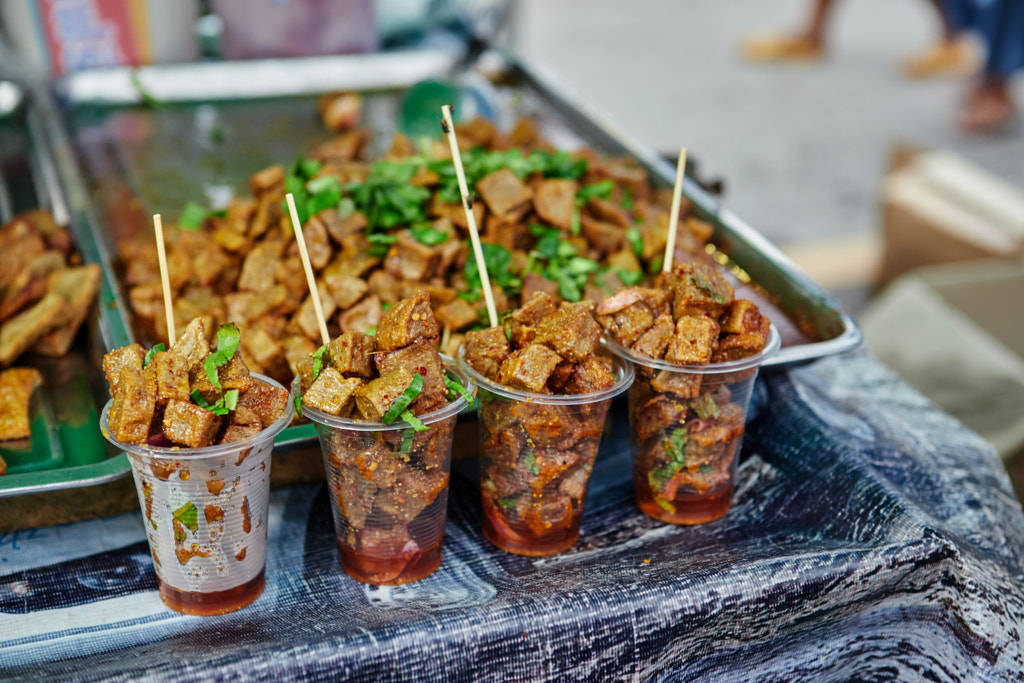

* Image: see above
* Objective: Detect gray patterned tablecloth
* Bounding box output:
[2,349,1023,682]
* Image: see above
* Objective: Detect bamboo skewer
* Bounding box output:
[662,147,688,274]
[152,214,176,345]
[441,104,499,328]
[285,193,331,346]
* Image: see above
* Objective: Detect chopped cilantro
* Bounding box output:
[621,188,635,210]
[626,227,643,258]
[497,496,518,512]
[523,450,540,476]
[203,323,241,391]
[178,201,210,230]
[409,225,448,246]
[310,343,329,384]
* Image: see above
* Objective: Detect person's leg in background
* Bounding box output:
[955,0,1024,132]
[742,0,836,62]
[904,0,978,77]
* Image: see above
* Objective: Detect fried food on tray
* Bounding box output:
[114,115,721,388]
[102,318,289,447]
[0,367,43,443]
[0,210,102,367]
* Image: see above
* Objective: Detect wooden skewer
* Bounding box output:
[153,214,176,345]
[285,193,331,346]
[441,104,498,328]
[662,146,688,274]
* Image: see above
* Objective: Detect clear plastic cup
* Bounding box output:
[100,374,292,616]
[608,325,781,525]
[457,344,634,557]
[298,359,473,585]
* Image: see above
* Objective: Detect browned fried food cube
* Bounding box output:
[533,303,601,364]
[237,241,284,292]
[170,317,209,372]
[241,327,288,380]
[153,351,191,405]
[220,405,263,444]
[383,232,439,281]
[103,344,146,396]
[514,292,558,327]
[712,331,769,363]
[32,264,102,357]
[631,312,674,360]
[282,335,316,377]
[580,216,624,255]
[324,270,368,309]
[109,365,157,444]
[434,298,479,331]
[463,326,510,380]
[354,367,416,422]
[533,178,577,230]
[374,466,450,524]
[520,272,561,305]
[303,367,363,416]
[476,168,533,220]
[162,399,221,448]
[248,164,285,198]
[237,379,290,428]
[672,262,734,319]
[191,353,254,403]
[563,356,617,394]
[498,344,562,393]
[650,370,702,398]
[327,331,375,378]
[665,316,719,365]
[719,299,769,335]
[375,339,446,413]
[290,284,337,341]
[337,294,382,334]
[596,301,655,348]
[375,291,439,352]
[546,362,576,393]
[0,367,43,440]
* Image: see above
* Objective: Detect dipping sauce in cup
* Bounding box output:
[100,318,291,616]
[458,294,634,556]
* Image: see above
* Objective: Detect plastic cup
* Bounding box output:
[608,325,781,525]
[458,344,634,557]
[298,359,472,586]
[100,374,292,616]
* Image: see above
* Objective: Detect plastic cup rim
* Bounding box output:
[456,341,635,405]
[605,323,782,375]
[298,355,473,432]
[101,373,293,460]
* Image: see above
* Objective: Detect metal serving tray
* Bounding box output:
[42,48,861,458]
[0,78,133,510]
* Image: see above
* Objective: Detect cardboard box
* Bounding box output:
[879,147,1024,286]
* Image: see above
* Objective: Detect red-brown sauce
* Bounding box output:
[634,477,733,525]
[337,539,443,585]
[157,570,265,616]
[481,500,585,557]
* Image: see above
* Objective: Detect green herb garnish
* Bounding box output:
[691,394,721,421]
[698,465,713,474]
[497,496,518,511]
[381,373,425,425]
[397,428,415,456]
[621,188,635,210]
[178,201,210,230]
[400,409,427,432]
[464,242,519,296]
[409,225,449,246]
[310,343,329,385]
[143,343,166,368]
[191,388,239,416]
[523,450,540,476]
[203,323,241,391]
[444,371,475,408]
[626,227,643,258]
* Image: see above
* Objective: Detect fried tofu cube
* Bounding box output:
[434,298,479,331]
[462,326,510,380]
[650,370,702,398]
[719,299,768,335]
[303,367,363,416]
[153,351,191,405]
[374,291,439,352]
[596,301,655,348]
[110,366,157,444]
[374,339,446,413]
[477,168,534,220]
[712,331,769,363]
[102,344,146,396]
[324,270,368,309]
[327,331,376,378]
[563,356,617,394]
[631,312,674,360]
[533,178,577,231]
[665,316,719,365]
[384,232,439,282]
[248,164,285,198]
[237,379,290,428]
[672,262,734,319]
[498,344,563,393]
[220,405,264,444]
[162,399,221,448]
[337,294,382,335]
[533,303,601,364]
[190,353,254,403]
[282,335,317,377]
[0,367,43,440]
[354,367,415,422]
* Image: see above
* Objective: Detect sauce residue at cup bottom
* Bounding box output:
[157,569,265,616]
[481,501,585,557]
[336,539,443,585]
[634,478,734,525]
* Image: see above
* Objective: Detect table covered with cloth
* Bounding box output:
[1,349,1023,682]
